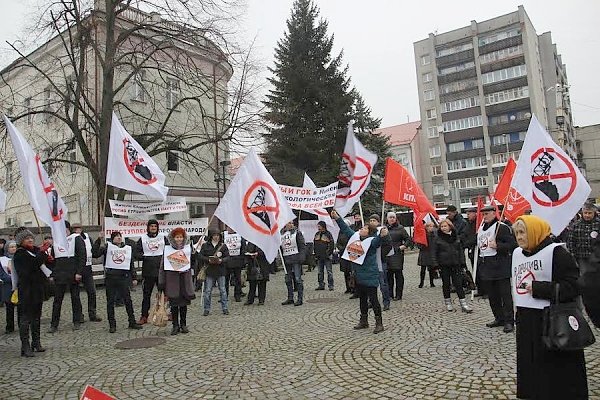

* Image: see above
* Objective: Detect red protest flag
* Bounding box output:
[383,158,437,216]
[413,211,428,246]
[493,158,530,223]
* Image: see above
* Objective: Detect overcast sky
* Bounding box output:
[2,0,599,128]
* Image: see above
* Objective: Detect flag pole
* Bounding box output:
[278,248,288,275]
[194,214,217,252]
[380,200,385,226]
[470,246,480,301]
[358,198,365,226]
[31,208,43,236]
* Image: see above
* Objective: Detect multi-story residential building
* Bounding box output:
[374,121,422,179]
[413,6,577,208]
[576,124,600,199]
[0,5,232,228]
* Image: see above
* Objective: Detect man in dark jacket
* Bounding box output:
[567,202,600,276]
[200,230,230,316]
[72,223,101,323]
[313,221,334,291]
[477,205,517,333]
[48,221,85,333]
[446,205,467,238]
[136,219,166,324]
[385,211,412,302]
[223,229,246,302]
[281,221,306,305]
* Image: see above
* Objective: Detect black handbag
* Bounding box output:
[541,283,595,351]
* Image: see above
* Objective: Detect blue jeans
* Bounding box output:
[285,263,304,301]
[379,262,390,307]
[317,258,334,289]
[203,275,228,312]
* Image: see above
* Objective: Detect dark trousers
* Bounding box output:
[419,266,435,286]
[5,301,16,332]
[51,282,82,327]
[106,275,135,327]
[343,271,354,293]
[387,269,404,299]
[356,283,381,317]
[141,276,158,318]
[81,266,98,318]
[440,265,465,299]
[247,280,266,304]
[485,278,514,324]
[170,305,187,328]
[225,269,243,300]
[19,302,43,351]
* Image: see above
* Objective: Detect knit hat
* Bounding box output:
[147,219,159,230]
[317,221,327,228]
[14,227,34,246]
[514,215,552,252]
[387,212,397,219]
[368,214,380,223]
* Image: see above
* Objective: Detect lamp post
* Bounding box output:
[215,160,231,231]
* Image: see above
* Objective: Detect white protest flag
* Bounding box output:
[0,187,6,212]
[512,115,590,234]
[334,122,378,217]
[107,112,168,201]
[3,116,69,247]
[302,173,335,227]
[214,148,295,263]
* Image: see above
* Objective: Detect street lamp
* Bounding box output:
[219,160,231,194]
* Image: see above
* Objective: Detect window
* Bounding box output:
[472,138,484,149]
[24,97,33,125]
[422,72,433,83]
[447,156,487,172]
[5,161,14,188]
[167,150,179,172]
[481,64,527,85]
[431,165,442,176]
[441,96,479,113]
[421,54,431,65]
[478,27,521,46]
[132,71,146,102]
[480,45,523,64]
[488,110,531,126]
[448,142,465,153]
[438,61,475,76]
[485,86,529,105]
[442,115,483,132]
[492,132,526,146]
[423,89,435,101]
[439,79,478,94]
[492,151,520,165]
[436,42,473,58]
[67,143,77,174]
[166,78,179,109]
[433,184,445,195]
[429,145,441,158]
[450,176,488,189]
[427,126,439,138]
[426,108,437,120]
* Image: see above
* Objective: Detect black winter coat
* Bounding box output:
[51,236,86,285]
[461,219,478,250]
[336,226,352,273]
[313,230,334,260]
[515,238,587,400]
[135,234,167,278]
[417,231,436,267]
[92,240,137,280]
[448,213,467,238]
[385,222,411,271]
[200,241,230,278]
[431,230,465,268]
[282,228,306,264]
[244,242,270,281]
[477,219,517,280]
[226,238,246,271]
[13,246,49,306]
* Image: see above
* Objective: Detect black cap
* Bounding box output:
[481,205,496,212]
[446,205,457,212]
[467,207,477,213]
[368,214,380,223]
[147,219,159,228]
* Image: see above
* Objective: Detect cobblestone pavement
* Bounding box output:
[2,252,600,399]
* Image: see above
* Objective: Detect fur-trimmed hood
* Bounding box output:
[167,228,189,249]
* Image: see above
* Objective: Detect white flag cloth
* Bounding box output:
[334,122,378,217]
[106,112,168,201]
[3,116,69,247]
[0,187,6,213]
[512,115,590,234]
[302,173,335,228]
[214,148,295,263]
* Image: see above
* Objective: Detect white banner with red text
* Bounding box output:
[108,198,187,216]
[104,217,208,238]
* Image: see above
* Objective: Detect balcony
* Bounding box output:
[483,76,528,95]
[436,49,475,68]
[479,34,523,54]
[448,168,488,180]
[437,68,477,85]
[487,119,530,135]
[485,98,531,115]
[443,126,484,143]
[480,55,526,74]
[446,148,486,161]
[440,88,480,104]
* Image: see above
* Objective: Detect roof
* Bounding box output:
[374,121,421,146]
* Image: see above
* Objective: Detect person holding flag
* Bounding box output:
[385,211,412,301]
[477,205,518,333]
[331,209,389,334]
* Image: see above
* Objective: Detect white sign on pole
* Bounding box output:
[104,217,208,238]
[109,198,187,216]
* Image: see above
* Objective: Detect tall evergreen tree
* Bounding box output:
[263,0,354,186]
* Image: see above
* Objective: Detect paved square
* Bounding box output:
[2,252,599,399]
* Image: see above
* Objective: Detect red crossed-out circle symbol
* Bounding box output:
[112,252,125,264]
[243,181,280,236]
[530,148,576,207]
[336,154,373,200]
[122,139,158,186]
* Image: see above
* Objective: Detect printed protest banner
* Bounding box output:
[104,217,208,238]
[109,198,187,216]
[279,181,338,210]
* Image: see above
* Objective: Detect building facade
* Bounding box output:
[0,5,232,229]
[413,6,576,208]
[576,124,600,200]
[374,121,422,180]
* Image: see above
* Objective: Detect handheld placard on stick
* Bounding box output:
[380,200,386,227]
[358,198,365,226]
[278,247,288,275]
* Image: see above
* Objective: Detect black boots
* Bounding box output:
[373,316,384,334]
[354,314,369,330]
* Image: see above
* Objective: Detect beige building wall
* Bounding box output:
[576,124,600,199]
